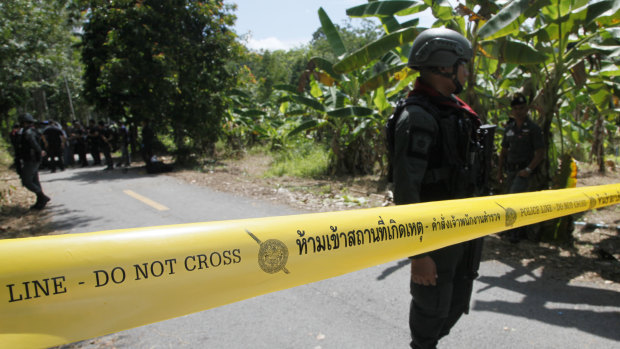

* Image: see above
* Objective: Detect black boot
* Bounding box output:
[31,193,51,210]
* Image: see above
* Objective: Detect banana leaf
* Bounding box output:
[284,109,308,117]
[478,0,549,40]
[318,7,346,58]
[278,95,325,112]
[394,3,430,17]
[324,87,347,109]
[333,27,420,74]
[428,0,454,21]
[480,38,548,64]
[233,109,265,117]
[586,79,613,113]
[229,88,251,99]
[326,106,375,118]
[306,57,343,80]
[572,0,620,27]
[598,62,620,77]
[373,86,391,113]
[273,84,299,94]
[345,1,417,17]
[287,119,319,137]
[361,63,408,94]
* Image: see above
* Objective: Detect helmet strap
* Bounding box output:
[429,63,464,94]
[451,62,464,95]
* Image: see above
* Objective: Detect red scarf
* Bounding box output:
[408,78,479,118]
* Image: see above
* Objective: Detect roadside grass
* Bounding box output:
[264,141,329,179]
[0,137,12,166]
[0,138,18,206]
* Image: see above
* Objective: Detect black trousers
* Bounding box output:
[409,242,476,349]
[20,160,43,195]
[46,146,64,171]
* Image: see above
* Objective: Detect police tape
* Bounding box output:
[1,183,619,348]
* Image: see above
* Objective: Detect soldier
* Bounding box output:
[116,121,131,167]
[42,120,66,172]
[497,93,545,242]
[141,119,155,165]
[391,28,483,348]
[9,122,22,175]
[62,121,74,167]
[16,113,51,210]
[98,121,114,170]
[71,120,89,167]
[87,119,101,166]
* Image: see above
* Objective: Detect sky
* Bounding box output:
[231,0,435,51]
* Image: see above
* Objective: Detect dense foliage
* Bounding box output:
[80,0,236,158]
[0,0,83,132]
[233,0,620,181]
[1,0,618,174]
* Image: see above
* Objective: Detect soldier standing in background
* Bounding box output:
[87,119,101,166]
[62,121,74,167]
[16,113,51,210]
[98,121,114,170]
[117,121,131,167]
[9,122,22,175]
[42,120,66,173]
[71,121,89,167]
[141,119,154,165]
[497,93,545,243]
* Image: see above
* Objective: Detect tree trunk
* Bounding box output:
[592,113,606,174]
[33,88,48,120]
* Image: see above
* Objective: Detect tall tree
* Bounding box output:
[0,0,82,130]
[81,0,236,158]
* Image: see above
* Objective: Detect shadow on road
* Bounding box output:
[43,164,154,185]
[477,236,619,341]
[474,267,620,341]
[375,236,620,342]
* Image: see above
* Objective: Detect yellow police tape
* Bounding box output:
[1,183,619,348]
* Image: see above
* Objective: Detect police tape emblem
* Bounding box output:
[497,203,517,227]
[588,196,597,210]
[245,229,290,274]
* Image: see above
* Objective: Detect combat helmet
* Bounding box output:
[18,113,36,124]
[407,28,472,70]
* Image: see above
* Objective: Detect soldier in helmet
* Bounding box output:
[391,28,483,348]
[16,113,51,210]
[497,93,544,243]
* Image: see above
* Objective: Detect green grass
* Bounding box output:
[0,139,14,168]
[265,142,329,179]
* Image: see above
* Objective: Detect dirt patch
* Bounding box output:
[0,170,55,240]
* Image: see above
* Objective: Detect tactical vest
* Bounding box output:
[18,127,43,162]
[386,94,485,199]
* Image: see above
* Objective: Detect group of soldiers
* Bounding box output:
[9,114,135,210]
[10,118,133,173]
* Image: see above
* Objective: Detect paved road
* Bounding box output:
[36,166,619,349]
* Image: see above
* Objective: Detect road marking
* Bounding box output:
[123,190,169,211]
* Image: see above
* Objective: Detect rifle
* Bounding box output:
[477,124,497,197]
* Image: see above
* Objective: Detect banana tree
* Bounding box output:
[476,0,620,242]
[478,0,620,181]
[281,7,420,175]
